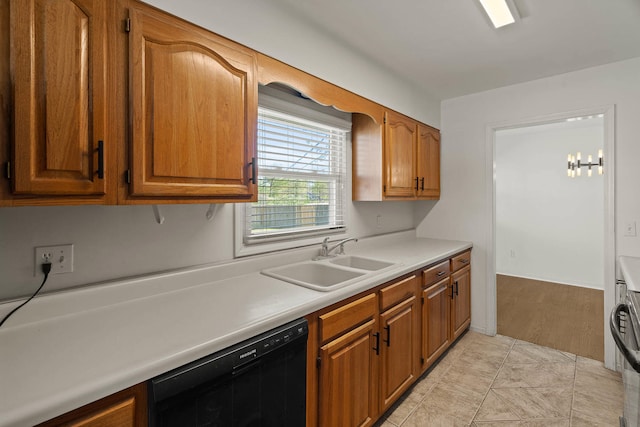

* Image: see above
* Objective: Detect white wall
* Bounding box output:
[0,0,439,302]
[495,119,604,289]
[416,57,640,368]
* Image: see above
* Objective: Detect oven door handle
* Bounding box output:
[610,302,640,373]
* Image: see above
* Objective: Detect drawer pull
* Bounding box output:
[459,259,469,264]
[436,271,446,277]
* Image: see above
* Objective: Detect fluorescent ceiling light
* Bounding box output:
[479,0,515,28]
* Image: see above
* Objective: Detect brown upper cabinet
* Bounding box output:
[1,0,439,206]
[123,2,257,201]
[352,112,440,201]
[2,0,115,205]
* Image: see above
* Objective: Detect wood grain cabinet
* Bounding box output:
[37,383,147,427]
[1,0,115,205]
[124,2,257,201]
[317,293,379,427]
[378,275,419,413]
[352,111,440,201]
[416,124,440,199]
[421,260,451,371]
[310,274,420,427]
[451,251,472,341]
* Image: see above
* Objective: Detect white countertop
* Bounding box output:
[0,233,471,427]
[620,256,640,292]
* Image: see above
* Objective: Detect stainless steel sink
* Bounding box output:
[261,256,399,292]
[329,256,394,271]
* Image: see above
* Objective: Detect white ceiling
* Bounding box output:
[269,0,640,100]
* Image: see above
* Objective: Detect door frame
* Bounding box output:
[484,105,616,370]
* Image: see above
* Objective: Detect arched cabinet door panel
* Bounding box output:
[128,4,257,199]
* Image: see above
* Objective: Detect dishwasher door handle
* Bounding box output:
[610,303,640,373]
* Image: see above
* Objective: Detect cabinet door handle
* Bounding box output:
[450,284,455,299]
[436,271,446,277]
[455,280,459,296]
[96,140,104,179]
[249,157,257,184]
[415,177,419,191]
[383,325,391,347]
[373,332,380,355]
[420,177,425,190]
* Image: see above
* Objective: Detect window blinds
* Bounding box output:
[244,107,348,242]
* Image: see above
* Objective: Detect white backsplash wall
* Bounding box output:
[0,201,416,301]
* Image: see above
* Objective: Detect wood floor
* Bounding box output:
[497,274,604,361]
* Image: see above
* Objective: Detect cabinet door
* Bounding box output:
[379,296,417,412]
[128,5,257,199]
[10,0,108,196]
[319,319,378,427]
[451,265,471,340]
[384,111,417,198]
[422,277,451,370]
[37,383,147,426]
[416,125,440,199]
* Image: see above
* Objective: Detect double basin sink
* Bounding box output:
[261,255,400,292]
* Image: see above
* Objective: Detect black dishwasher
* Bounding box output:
[148,318,308,427]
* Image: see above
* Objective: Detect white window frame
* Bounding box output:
[234,86,352,257]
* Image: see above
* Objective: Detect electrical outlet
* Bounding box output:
[35,244,74,276]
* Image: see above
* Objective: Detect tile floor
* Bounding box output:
[377,331,623,426]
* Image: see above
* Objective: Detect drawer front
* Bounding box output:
[319,293,377,343]
[451,251,471,272]
[379,275,417,311]
[423,260,450,286]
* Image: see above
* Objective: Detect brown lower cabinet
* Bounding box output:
[36,383,146,427]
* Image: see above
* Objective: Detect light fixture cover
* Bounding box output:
[479,0,516,28]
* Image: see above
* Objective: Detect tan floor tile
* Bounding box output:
[572,358,623,423]
[491,387,573,419]
[493,362,576,388]
[439,367,495,400]
[416,381,485,425]
[384,388,425,426]
[570,408,621,427]
[474,390,520,422]
[505,341,578,364]
[473,420,569,426]
[402,402,473,427]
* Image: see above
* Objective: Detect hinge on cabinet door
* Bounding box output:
[316,356,321,368]
[421,357,425,365]
[383,185,386,193]
[124,18,131,32]
[4,161,10,180]
[383,116,386,124]
[125,169,131,184]
[421,296,424,305]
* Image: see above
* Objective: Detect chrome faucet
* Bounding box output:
[319,237,358,257]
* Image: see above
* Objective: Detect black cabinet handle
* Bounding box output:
[249,157,257,184]
[420,177,425,190]
[96,140,104,179]
[436,271,446,277]
[455,280,459,296]
[383,325,391,347]
[373,332,380,355]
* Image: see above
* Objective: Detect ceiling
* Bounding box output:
[269,0,640,100]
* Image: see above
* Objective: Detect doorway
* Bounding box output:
[485,106,616,369]
[495,117,605,360]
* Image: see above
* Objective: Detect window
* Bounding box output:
[236,85,351,255]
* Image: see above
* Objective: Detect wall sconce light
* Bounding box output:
[567,150,603,178]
